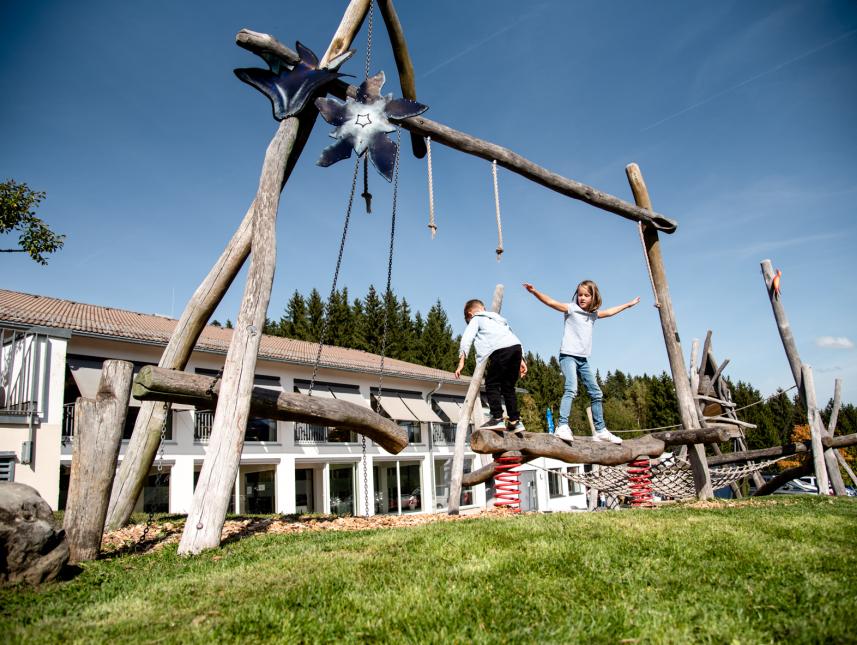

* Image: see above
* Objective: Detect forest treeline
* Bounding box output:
[212,287,856,450]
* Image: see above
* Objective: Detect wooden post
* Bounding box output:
[64,360,133,563]
[177,0,372,556]
[830,379,857,487]
[448,284,503,515]
[585,406,600,510]
[625,163,713,499]
[802,364,830,495]
[760,260,846,495]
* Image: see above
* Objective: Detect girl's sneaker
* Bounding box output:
[554,424,574,441]
[594,429,622,444]
[480,417,506,430]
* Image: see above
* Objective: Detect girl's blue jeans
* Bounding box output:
[558,354,605,431]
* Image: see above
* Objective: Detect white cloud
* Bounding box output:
[816,336,855,349]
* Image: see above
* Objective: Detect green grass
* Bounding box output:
[3,497,856,644]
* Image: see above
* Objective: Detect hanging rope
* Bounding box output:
[638,222,660,308]
[426,136,436,238]
[492,160,503,261]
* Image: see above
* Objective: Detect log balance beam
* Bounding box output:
[132,366,407,454]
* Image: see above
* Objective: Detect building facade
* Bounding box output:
[0,289,587,517]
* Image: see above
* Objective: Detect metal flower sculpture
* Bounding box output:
[234,42,353,120]
[315,71,428,181]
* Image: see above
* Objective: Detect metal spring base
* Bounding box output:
[628,456,655,508]
[494,454,522,512]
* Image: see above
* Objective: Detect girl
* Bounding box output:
[523,281,639,443]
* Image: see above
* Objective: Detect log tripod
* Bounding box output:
[100,0,724,554]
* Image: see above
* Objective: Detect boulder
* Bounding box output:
[0,482,69,586]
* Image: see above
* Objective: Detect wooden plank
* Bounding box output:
[625,163,713,499]
[133,366,407,453]
[64,360,133,563]
[448,284,503,515]
[177,0,373,556]
[753,462,813,497]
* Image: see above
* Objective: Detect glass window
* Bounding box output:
[567,466,584,494]
[548,469,564,498]
[295,468,315,514]
[246,416,276,442]
[433,457,473,510]
[329,464,355,516]
[243,469,275,514]
[0,455,14,482]
[398,421,422,444]
[143,471,170,513]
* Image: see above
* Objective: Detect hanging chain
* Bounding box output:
[426,136,436,238]
[138,406,168,550]
[309,157,361,395]
[360,0,375,214]
[638,222,660,307]
[364,128,401,518]
[492,160,504,261]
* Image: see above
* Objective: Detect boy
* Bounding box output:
[455,299,528,432]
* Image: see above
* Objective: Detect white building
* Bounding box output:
[0,289,587,517]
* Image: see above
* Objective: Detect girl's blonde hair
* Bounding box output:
[576,280,602,312]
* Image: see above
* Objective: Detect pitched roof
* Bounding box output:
[0,289,461,384]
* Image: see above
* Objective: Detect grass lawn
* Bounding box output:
[2,497,856,644]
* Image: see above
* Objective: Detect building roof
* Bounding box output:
[0,289,461,384]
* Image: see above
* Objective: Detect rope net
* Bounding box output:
[559,455,788,500]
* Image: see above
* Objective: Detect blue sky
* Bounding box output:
[3,1,856,405]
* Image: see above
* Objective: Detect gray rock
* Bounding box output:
[0,482,69,586]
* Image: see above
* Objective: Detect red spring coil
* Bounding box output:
[494,454,523,512]
[627,456,655,508]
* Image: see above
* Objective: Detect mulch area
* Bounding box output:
[101,508,517,556]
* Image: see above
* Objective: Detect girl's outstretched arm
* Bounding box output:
[523,283,567,312]
[598,296,640,318]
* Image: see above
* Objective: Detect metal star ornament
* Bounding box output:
[235,42,353,120]
[315,71,428,181]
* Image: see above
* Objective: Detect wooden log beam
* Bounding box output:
[133,366,407,454]
[470,430,665,467]
[651,425,742,445]
[706,433,857,466]
[178,0,372,557]
[235,31,679,234]
[752,462,813,497]
[64,361,133,563]
[376,0,426,159]
[448,285,503,515]
[626,164,712,499]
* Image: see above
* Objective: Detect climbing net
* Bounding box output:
[558,455,790,500]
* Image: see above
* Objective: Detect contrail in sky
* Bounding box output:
[419,7,545,79]
[642,27,857,132]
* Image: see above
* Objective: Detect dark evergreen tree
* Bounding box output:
[420,300,458,370]
[306,289,325,342]
[360,285,385,354]
[280,291,309,339]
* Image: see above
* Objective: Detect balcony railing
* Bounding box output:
[195,410,214,442]
[430,422,471,445]
[62,402,76,443]
[293,423,358,444]
[1,327,48,420]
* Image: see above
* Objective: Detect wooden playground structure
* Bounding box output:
[61,0,857,561]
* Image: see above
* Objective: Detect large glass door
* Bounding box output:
[329,464,355,515]
[295,468,314,514]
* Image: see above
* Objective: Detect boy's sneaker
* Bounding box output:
[554,424,574,442]
[594,429,623,444]
[480,417,506,430]
[506,419,525,434]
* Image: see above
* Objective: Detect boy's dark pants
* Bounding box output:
[485,344,522,421]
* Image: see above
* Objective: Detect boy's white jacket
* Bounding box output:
[458,311,522,364]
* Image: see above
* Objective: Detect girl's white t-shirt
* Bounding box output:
[560,300,597,357]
